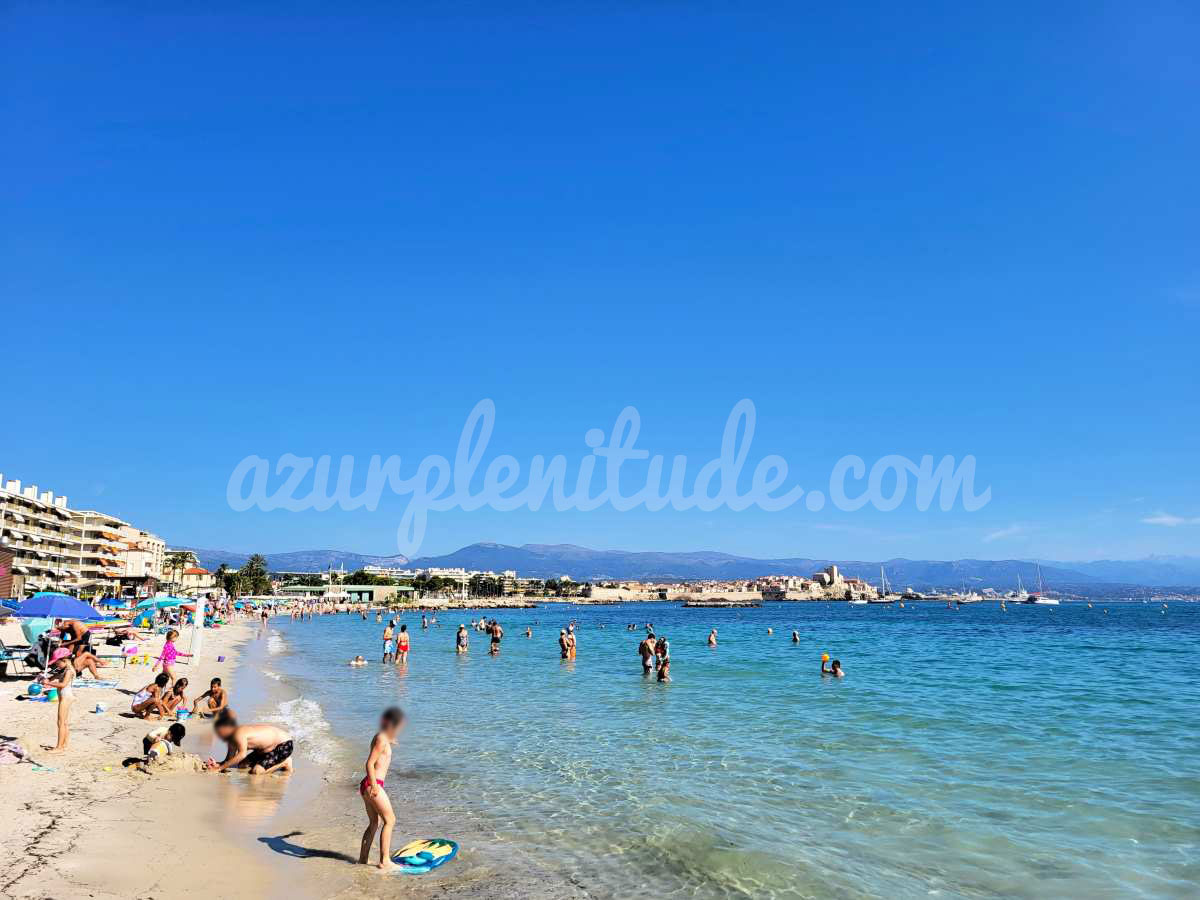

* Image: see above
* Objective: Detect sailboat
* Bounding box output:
[1010,573,1031,602]
[869,565,898,604]
[1024,563,1060,604]
[956,580,983,605]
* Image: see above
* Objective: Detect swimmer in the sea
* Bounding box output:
[707,629,717,647]
[792,630,799,644]
[821,658,845,677]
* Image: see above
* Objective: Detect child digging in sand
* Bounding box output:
[143,723,186,760]
[131,672,171,718]
[191,677,228,717]
[358,706,406,871]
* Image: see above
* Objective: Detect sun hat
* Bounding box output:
[49,647,73,664]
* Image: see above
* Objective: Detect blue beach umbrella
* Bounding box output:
[98,597,126,608]
[13,592,105,621]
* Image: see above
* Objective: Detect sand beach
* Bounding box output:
[0,620,277,899]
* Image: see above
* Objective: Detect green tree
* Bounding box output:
[164,550,195,593]
[239,554,273,595]
[344,569,393,585]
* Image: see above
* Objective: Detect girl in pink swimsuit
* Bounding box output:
[152,630,192,683]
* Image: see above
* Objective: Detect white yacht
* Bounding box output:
[1021,565,1060,604]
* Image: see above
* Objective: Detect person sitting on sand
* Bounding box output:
[56,619,106,679]
[131,672,172,719]
[206,711,294,775]
[358,706,406,870]
[162,677,189,715]
[143,723,186,758]
[821,658,845,677]
[41,648,76,753]
[707,629,718,647]
[191,677,228,717]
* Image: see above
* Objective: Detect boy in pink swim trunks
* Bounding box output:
[358,706,406,870]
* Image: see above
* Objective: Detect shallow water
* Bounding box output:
[256,601,1200,898]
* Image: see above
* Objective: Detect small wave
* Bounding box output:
[265,696,337,766]
[266,632,285,655]
[261,670,283,681]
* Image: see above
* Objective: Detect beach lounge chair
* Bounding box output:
[0,638,32,676]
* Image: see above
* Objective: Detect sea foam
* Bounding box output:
[265,696,336,766]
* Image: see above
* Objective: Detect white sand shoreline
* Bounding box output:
[0,620,291,899]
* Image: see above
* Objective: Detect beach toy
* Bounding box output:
[44,688,58,702]
[821,653,830,662]
[27,683,42,696]
[103,766,112,772]
[217,655,225,662]
[94,702,107,714]
[176,709,191,721]
[391,838,458,874]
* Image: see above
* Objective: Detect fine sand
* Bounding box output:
[1,616,587,900]
[0,619,280,899]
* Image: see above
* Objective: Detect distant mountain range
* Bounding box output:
[181,542,1200,589]
[182,548,410,573]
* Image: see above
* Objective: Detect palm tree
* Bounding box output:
[164,550,195,594]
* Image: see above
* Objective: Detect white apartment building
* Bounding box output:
[1,475,78,594]
[0,472,166,598]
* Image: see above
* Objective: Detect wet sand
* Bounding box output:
[230,621,589,900]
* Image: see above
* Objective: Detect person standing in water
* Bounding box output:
[489,620,503,655]
[396,624,410,665]
[381,621,395,663]
[707,629,718,647]
[821,658,845,677]
[456,625,469,654]
[639,633,656,674]
[358,706,406,871]
[558,629,570,660]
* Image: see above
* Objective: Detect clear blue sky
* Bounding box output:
[3,2,1197,562]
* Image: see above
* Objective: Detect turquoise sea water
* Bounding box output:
[258,602,1199,898]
